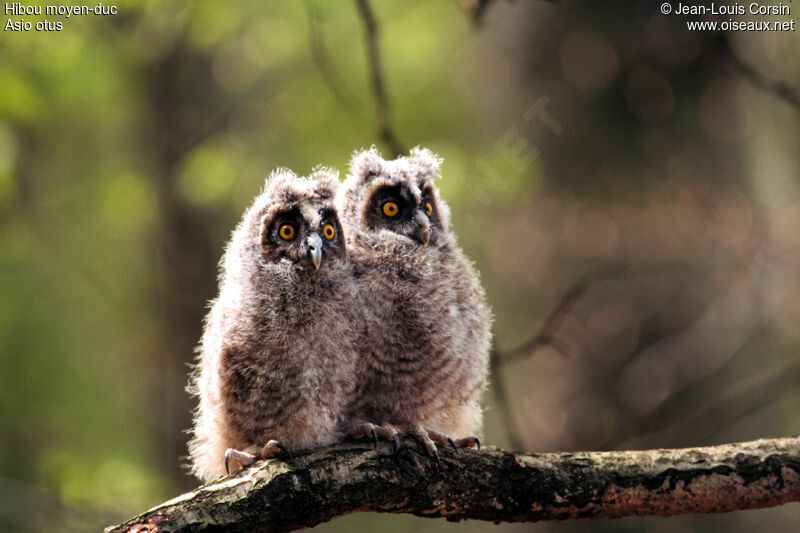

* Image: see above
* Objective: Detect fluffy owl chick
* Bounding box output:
[338,147,492,460]
[188,168,357,483]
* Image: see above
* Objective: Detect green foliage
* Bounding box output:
[4,2,796,532]
[0,1,514,527]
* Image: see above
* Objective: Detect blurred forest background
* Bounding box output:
[1,0,799,531]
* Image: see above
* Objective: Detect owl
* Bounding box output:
[187,168,358,483]
[338,147,492,461]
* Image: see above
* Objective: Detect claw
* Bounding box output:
[349,419,404,452]
[257,439,291,461]
[452,436,481,450]
[224,448,258,475]
[426,429,458,452]
[377,424,401,453]
[275,441,292,458]
[411,427,440,467]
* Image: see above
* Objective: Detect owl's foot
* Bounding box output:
[429,431,480,451]
[410,427,441,467]
[224,439,289,474]
[408,428,481,468]
[259,439,291,458]
[224,448,256,474]
[348,419,401,452]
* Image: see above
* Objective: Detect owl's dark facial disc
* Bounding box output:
[260,206,346,269]
[365,184,439,246]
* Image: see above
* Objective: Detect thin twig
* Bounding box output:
[488,344,525,450]
[468,0,494,26]
[490,266,624,448]
[606,320,770,449]
[304,1,358,108]
[498,265,625,364]
[722,34,800,110]
[621,352,800,450]
[354,0,407,157]
[466,0,556,27]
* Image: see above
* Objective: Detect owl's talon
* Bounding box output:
[275,441,292,458]
[376,424,401,453]
[426,429,457,451]
[349,419,402,451]
[418,429,481,459]
[348,420,375,444]
[453,436,480,450]
[224,448,258,475]
[259,439,291,460]
[411,427,440,465]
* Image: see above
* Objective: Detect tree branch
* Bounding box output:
[304,1,359,108]
[106,436,800,532]
[354,0,407,157]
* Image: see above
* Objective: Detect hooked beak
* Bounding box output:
[307,232,323,270]
[414,209,432,247]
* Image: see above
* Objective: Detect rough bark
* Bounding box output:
[106,436,800,532]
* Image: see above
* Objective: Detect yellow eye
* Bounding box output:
[424,202,433,216]
[278,224,296,240]
[382,201,399,217]
[323,223,336,240]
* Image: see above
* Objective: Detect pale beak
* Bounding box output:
[307,232,323,269]
[414,209,431,247]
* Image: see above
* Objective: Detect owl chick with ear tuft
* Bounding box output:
[338,146,492,460]
[187,168,358,482]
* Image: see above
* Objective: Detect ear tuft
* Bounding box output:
[349,146,385,182]
[308,166,340,200]
[407,146,442,180]
[262,168,299,196]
